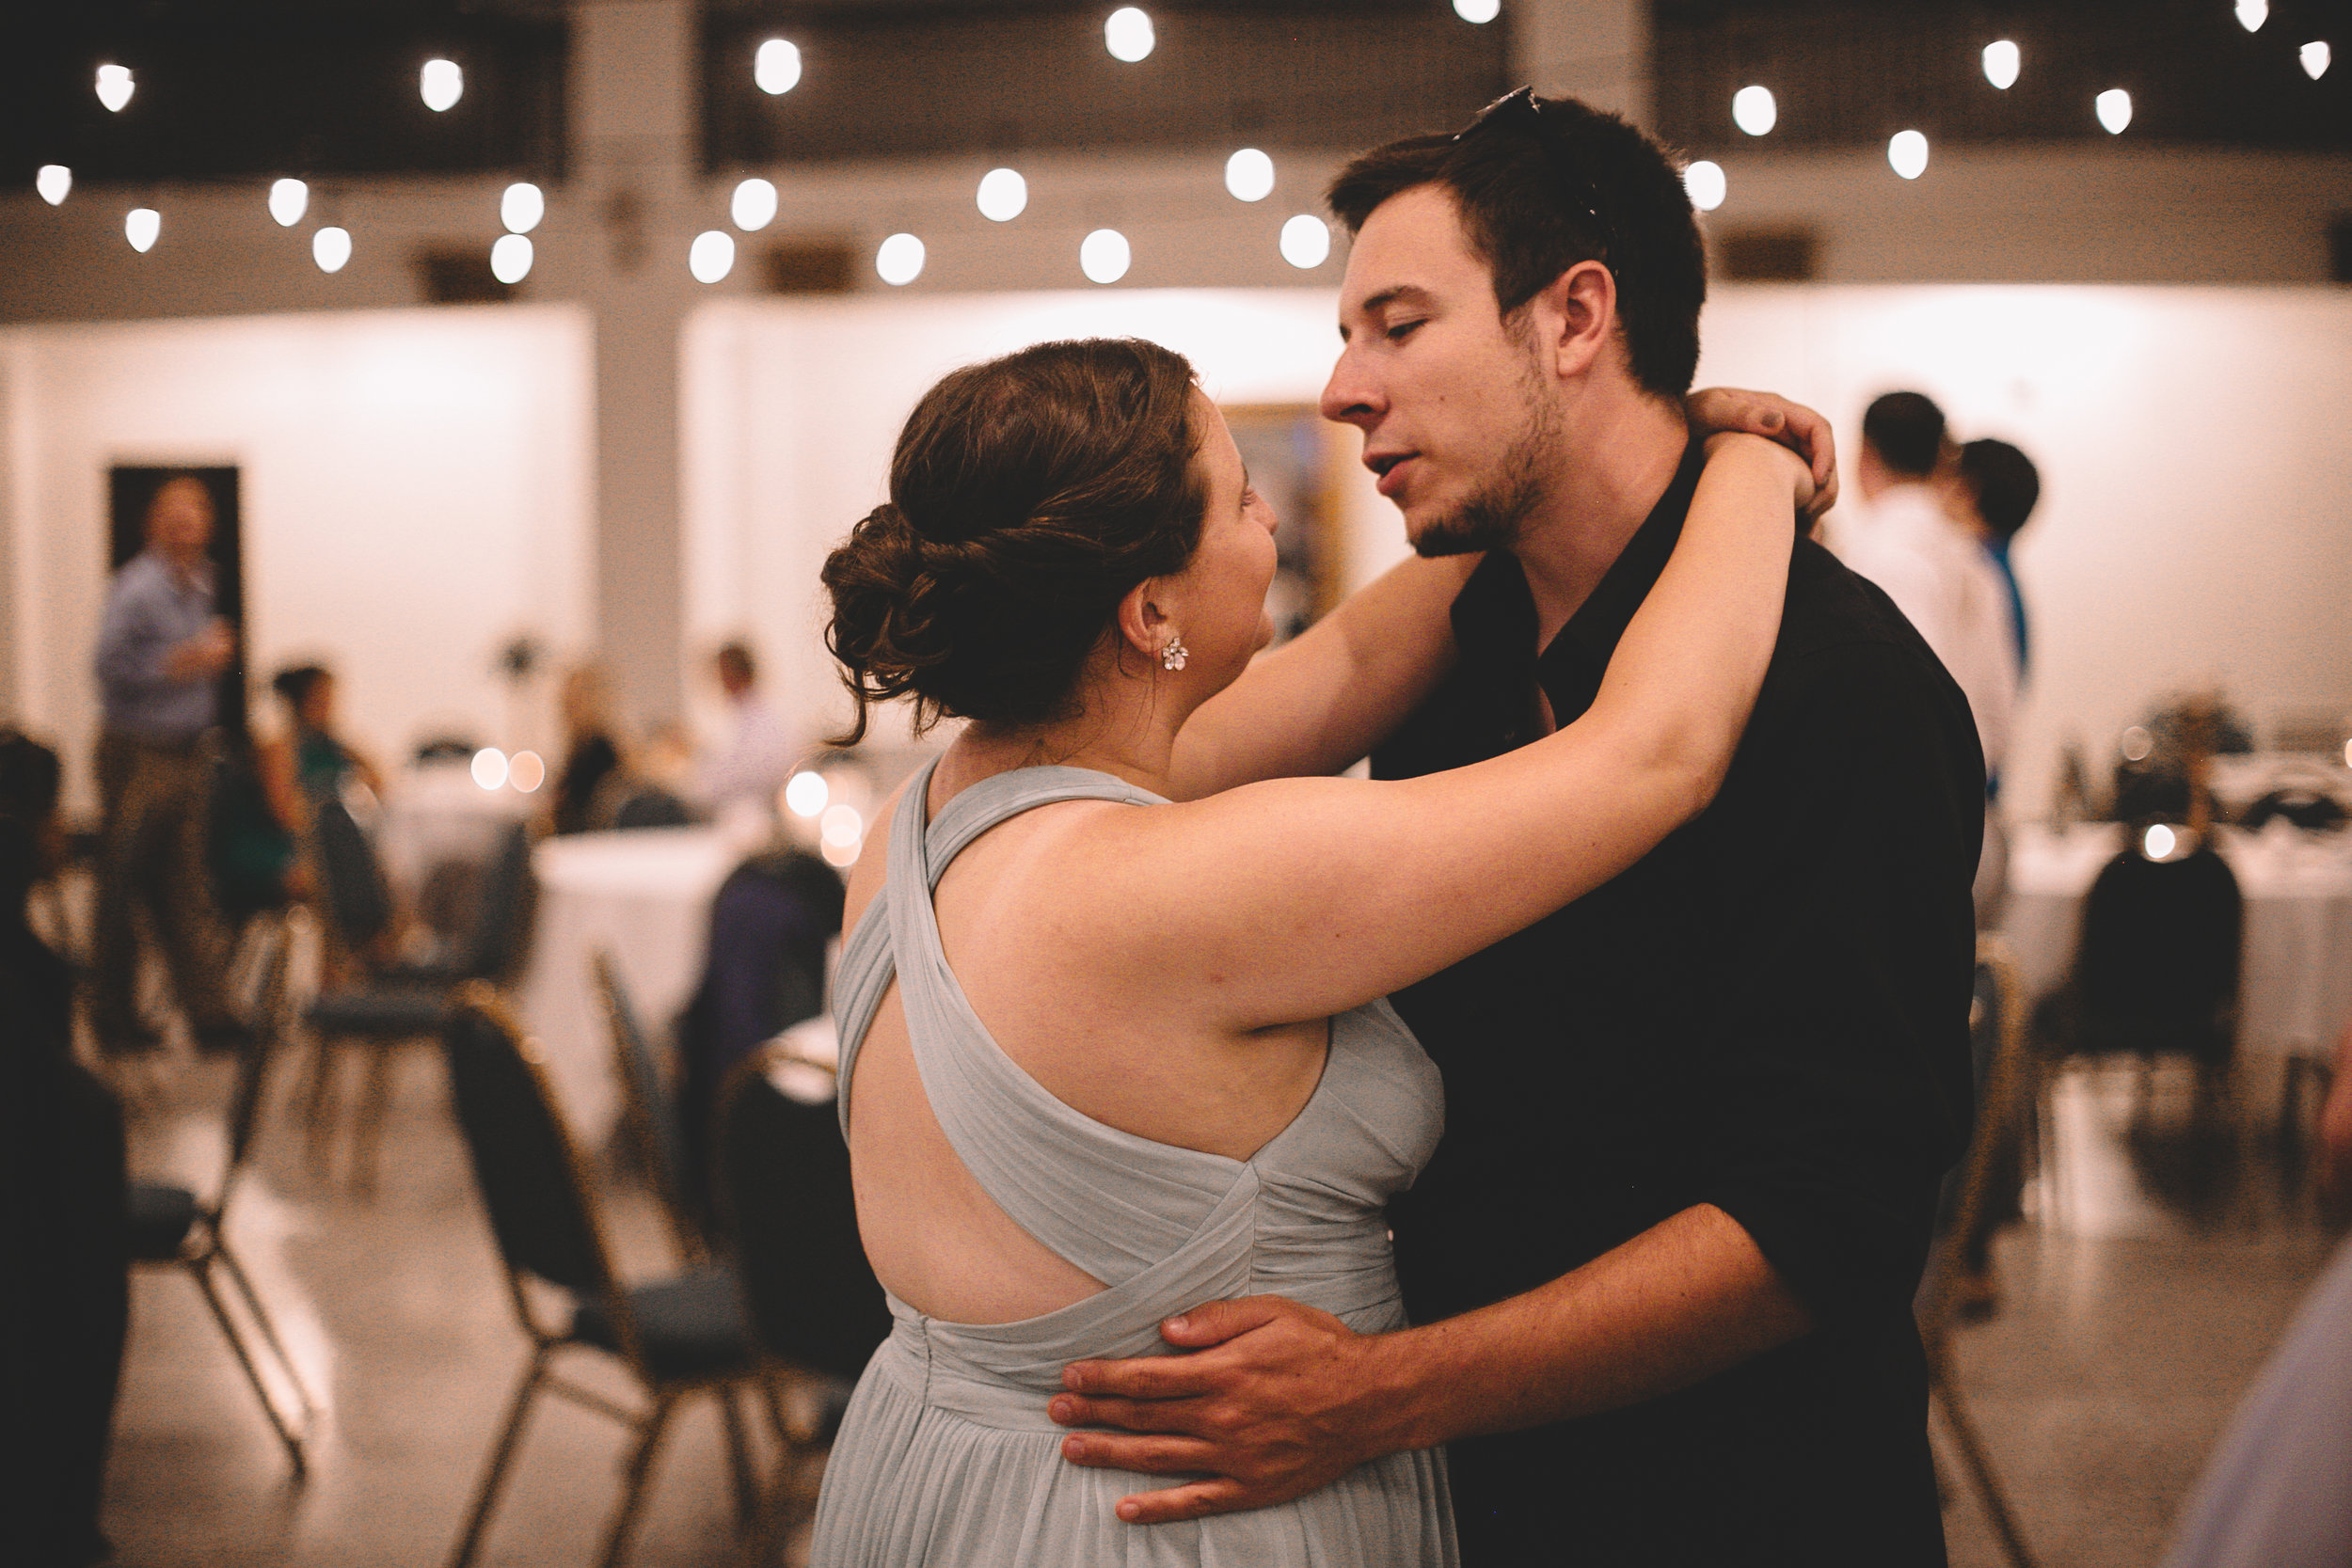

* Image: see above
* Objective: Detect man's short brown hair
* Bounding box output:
[1327,96,1708,398]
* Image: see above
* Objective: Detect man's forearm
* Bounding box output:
[1371,1203,1814,1452]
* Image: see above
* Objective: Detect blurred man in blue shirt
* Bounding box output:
[89,475,244,1053]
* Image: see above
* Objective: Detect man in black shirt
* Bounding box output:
[1053,93,1980,1565]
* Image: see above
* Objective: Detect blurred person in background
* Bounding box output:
[88,473,247,1054]
[0,729,130,1568]
[687,640,796,826]
[263,663,382,805]
[549,663,625,835]
[1947,437,2040,679]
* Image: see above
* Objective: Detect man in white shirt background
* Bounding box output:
[1836,391,2020,927]
[688,641,797,831]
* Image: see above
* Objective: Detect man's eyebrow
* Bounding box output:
[1338,284,1437,340]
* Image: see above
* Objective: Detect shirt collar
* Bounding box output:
[1549,428,1708,673]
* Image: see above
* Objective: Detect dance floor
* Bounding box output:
[104,1046,2342,1568]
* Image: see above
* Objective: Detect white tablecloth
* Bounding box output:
[517,826,744,1140]
[2002,822,2352,1062]
[376,763,533,898]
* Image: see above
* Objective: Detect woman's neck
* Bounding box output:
[934,675,1188,804]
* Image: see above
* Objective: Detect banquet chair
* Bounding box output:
[439,985,761,1568]
[2037,835,2243,1077]
[595,948,706,1260]
[1916,939,2041,1568]
[129,916,317,1477]
[301,803,533,1190]
[717,1035,891,1563]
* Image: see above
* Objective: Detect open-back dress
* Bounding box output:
[810,760,1456,1565]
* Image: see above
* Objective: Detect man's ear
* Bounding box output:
[1534,259,1618,382]
[1116,579,1171,661]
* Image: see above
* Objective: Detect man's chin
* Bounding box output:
[1409,515,1503,559]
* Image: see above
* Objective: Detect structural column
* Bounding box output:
[1509,0,1651,128]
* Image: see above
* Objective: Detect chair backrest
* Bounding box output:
[717,1041,891,1383]
[612,787,692,832]
[1920,939,2031,1356]
[215,916,293,1209]
[310,792,395,956]
[439,985,622,1320]
[459,820,536,982]
[2075,841,2244,1022]
[594,948,699,1257]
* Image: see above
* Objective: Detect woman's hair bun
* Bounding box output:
[822,338,1206,744]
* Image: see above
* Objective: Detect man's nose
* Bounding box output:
[1319,353,1379,427]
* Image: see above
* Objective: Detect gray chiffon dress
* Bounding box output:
[810,760,1457,1566]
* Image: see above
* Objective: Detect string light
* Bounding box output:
[2096,88,2133,134]
[1080,228,1131,283]
[755,39,802,94]
[2235,0,2266,33]
[268,178,309,227]
[490,233,532,284]
[125,208,160,253]
[976,167,1027,222]
[1982,40,2020,90]
[732,177,778,230]
[313,226,352,273]
[876,232,925,285]
[2144,823,2177,859]
[2303,41,2332,80]
[1225,148,1275,201]
[1105,8,1155,63]
[37,166,72,205]
[1887,130,1929,180]
[1683,160,1725,212]
[501,182,544,234]
[96,64,135,114]
[471,748,509,790]
[508,751,546,792]
[1279,214,1331,269]
[421,58,463,112]
[1454,0,1501,21]
[1732,85,1777,136]
[690,230,736,283]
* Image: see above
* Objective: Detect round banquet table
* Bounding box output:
[375,762,534,899]
[2002,821,2352,1067]
[517,826,744,1140]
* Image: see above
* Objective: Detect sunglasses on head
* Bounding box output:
[1454,86,1619,268]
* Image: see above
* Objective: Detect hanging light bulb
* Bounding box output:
[1454,0,1501,21]
[2235,0,2267,33]
[125,208,160,253]
[1682,160,1726,212]
[1887,130,1929,180]
[876,232,925,285]
[501,182,544,234]
[976,167,1026,222]
[755,39,803,94]
[313,226,352,273]
[690,230,736,283]
[1279,214,1332,269]
[2096,88,2133,134]
[1732,85,1777,135]
[96,64,135,113]
[732,177,779,230]
[1104,8,1155,62]
[36,166,72,205]
[421,58,463,112]
[268,178,309,228]
[1982,40,2020,89]
[1225,148,1275,202]
[1080,228,1131,283]
[490,233,533,284]
[2303,41,2331,79]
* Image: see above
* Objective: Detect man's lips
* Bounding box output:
[1368,452,1418,499]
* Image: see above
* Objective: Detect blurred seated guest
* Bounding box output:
[89,472,246,1054]
[550,664,625,835]
[688,641,796,823]
[0,729,130,1568]
[1947,438,2041,677]
[262,663,381,805]
[2158,1021,2352,1568]
[208,720,302,930]
[1838,392,2017,778]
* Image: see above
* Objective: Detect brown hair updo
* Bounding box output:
[822,337,1207,744]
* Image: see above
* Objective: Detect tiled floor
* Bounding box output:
[100,1044,2342,1568]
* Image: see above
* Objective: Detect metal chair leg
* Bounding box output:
[720,1384,760,1530]
[447,1352,551,1568]
[597,1393,678,1568]
[214,1241,318,1427]
[739,1372,818,1568]
[300,1033,342,1159]
[187,1254,310,1480]
[1931,1368,2040,1568]
[351,1038,398,1195]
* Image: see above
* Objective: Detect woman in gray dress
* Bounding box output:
[810,337,1815,1564]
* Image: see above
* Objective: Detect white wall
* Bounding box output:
[686,284,2352,813]
[1,304,595,809]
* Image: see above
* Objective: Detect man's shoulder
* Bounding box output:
[1772,542,1973,721]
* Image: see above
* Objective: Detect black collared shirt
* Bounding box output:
[1375,436,1981,1566]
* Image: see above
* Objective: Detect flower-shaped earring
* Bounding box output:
[1161,635,1188,673]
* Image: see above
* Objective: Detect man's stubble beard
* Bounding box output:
[1410,340,1563,561]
